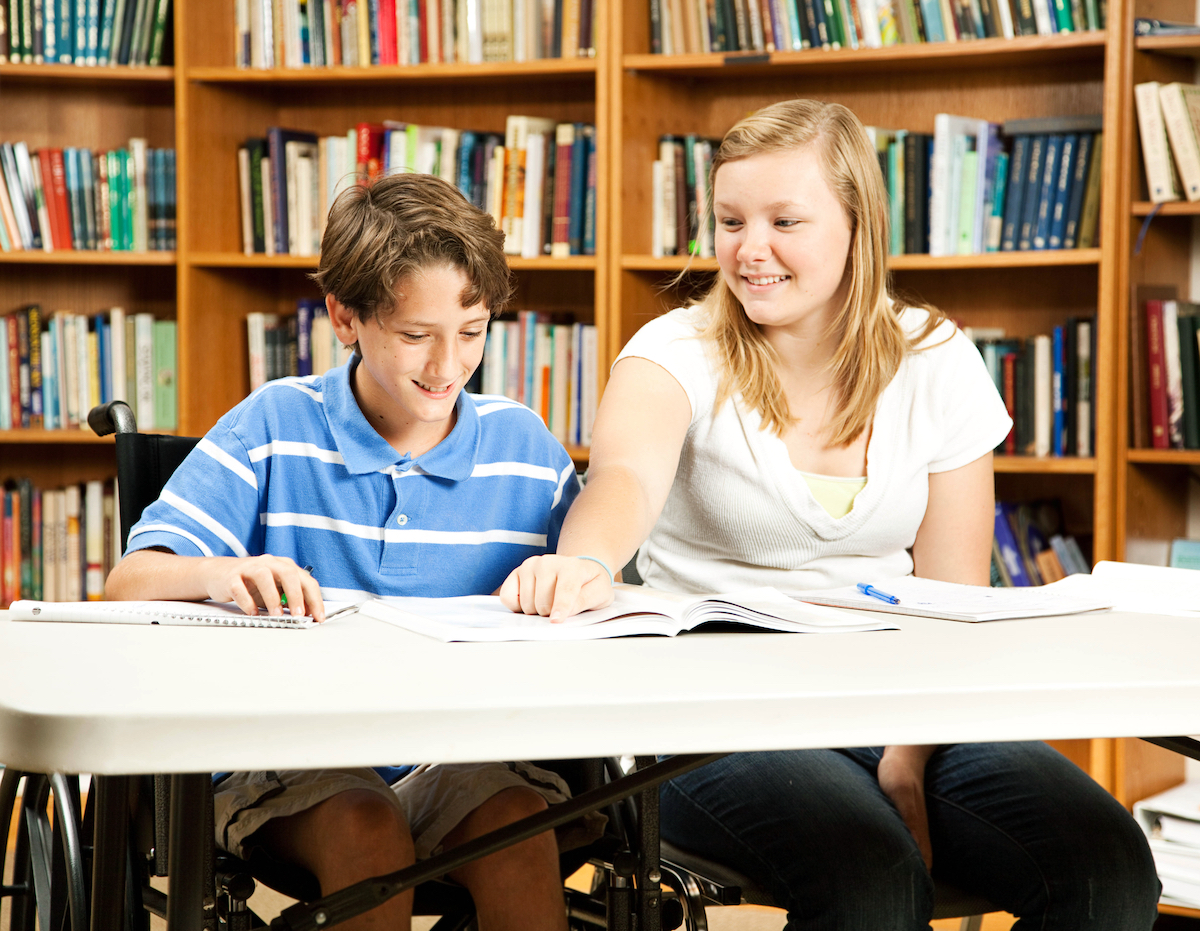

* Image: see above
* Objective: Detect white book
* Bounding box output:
[465,0,483,62]
[353,586,893,642]
[581,324,597,445]
[1157,83,1200,201]
[59,312,78,430]
[108,307,126,403]
[1163,300,1185,448]
[503,115,556,253]
[237,146,254,254]
[1033,333,1051,457]
[1031,0,1054,33]
[74,315,89,429]
[246,312,280,390]
[235,0,251,66]
[1075,319,1091,457]
[385,125,409,175]
[487,144,506,228]
[310,312,331,375]
[249,0,265,67]
[10,599,315,628]
[85,480,104,600]
[41,489,58,602]
[659,138,678,256]
[64,484,82,603]
[929,115,990,256]
[293,147,315,256]
[41,319,56,430]
[129,138,150,251]
[1135,82,1182,203]
[520,132,547,259]
[651,159,665,258]
[439,128,461,185]
[110,477,122,570]
[550,323,571,442]
[134,312,156,429]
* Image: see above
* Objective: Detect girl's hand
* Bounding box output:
[498,554,615,621]
[877,744,936,869]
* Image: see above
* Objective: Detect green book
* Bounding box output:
[1177,313,1199,449]
[956,149,978,255]
[153,318,177,430]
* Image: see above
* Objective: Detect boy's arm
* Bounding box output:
[106,549,325,621]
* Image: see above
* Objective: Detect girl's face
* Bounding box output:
[713,145,854,340]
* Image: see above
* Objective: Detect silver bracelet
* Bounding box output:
[576,555,614,586]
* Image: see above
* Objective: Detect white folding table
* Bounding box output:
[4,608,1200,931]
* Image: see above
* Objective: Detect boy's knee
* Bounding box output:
[475,786,550,829]
[319,788,412,854]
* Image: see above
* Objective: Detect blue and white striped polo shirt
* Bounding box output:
[127,356,580,601]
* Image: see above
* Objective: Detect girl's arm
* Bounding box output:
[879,450,996,867]
[499,356,692,620]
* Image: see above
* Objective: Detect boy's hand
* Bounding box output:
[499,555,614,622]
[204,555,326,622]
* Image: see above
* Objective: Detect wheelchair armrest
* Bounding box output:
[88,401,138,437]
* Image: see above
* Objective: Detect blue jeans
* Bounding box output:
[659,742,1159,930]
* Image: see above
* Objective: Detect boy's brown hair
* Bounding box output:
[311,173,514,322]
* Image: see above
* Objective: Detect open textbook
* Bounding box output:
[352,586,896,642]
[793,576,1114,622]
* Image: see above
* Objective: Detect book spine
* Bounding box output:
[1146,299,1169,449]
[1134,82,1181,203]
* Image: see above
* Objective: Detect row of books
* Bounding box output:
[650,115,1103,259]
[0,478,120,608]
[246,300,352,391]
[1134,782,1200,909]
[0,140,175,253]
[991,498,1089,588]
[1134,81,1200,204]
[238,118,596,259]
[650,0,1105,55]
[235,0,597,69]
[0,0,172,65]
[964,318,1095,459]
[1132,297,1200,451]
[0,305,177,433]
[479,311,597,446]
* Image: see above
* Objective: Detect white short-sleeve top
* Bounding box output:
[614,305,1012,594]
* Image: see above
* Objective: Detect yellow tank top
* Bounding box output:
[799,471,868,519]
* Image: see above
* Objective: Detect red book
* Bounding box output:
[36,149,64,251]
[48,149,73,251]
[1146,299,1170,450]
[7,315,19,430]
[1002,351,1017,455]
[417,0,427,62]
[355,122,386,182]
[378,0,397,64]
[550,123,574,258]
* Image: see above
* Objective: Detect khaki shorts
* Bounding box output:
[214,762,604,862]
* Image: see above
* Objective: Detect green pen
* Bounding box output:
[279,566,314,608]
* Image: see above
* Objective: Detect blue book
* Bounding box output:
[1032,133,1062,250]
[1000,135,1028,251]
[295,299,318,377]
[918,0,946,40]
[994,503,1034,586]
[582,128,597,256]
[165,148,176,251]
[97,0,116,63]
[42,315,58,429]
[78,148,96,250]
[266,128,318,255]
[1047,133,1077,249]
[986,151,1008,251]
[56,0,72,61]
[44,0,57,63]
[567,124,590,256]
[85,0,100,64]
[299,0,311,63]
[96,314,110,404]
[1061,132,1094,249]
[63,147,84,251]
[1052,325,1065,456]
[1017,134,1046,251]
[455,131,476,202]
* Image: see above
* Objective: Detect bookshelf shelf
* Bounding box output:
[621,252,1101,272]
[994,456,1098,474]
[0,430,115,444]
[187,59,597,85]
[1134,34,1200,56]
[1132,200,1200,215]
[0,63,174,82]
[1125,449,1200,465]
[623,32,1107,77]
[0,251,176,265]
[186,253,597,271]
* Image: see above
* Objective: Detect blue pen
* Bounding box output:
[856,583,900,605]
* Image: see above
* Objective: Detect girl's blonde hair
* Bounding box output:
[699,98,945,446]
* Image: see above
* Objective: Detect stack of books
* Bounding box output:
[1131,295,1200,451]
[479,311,598,447]
[1134,782,1200,909]
[234,0,597,69]
[651,0,1105,55]
[0,0,172,65]
[0,478,121,608]
[245,299,352,392]
[649,115,1102,257]
[1134,82,1200,204]
[991,498,1089,587]
[0,305,177,433]
[0,140,176,253]
[963,320,1096,459]
[238,117,596,259]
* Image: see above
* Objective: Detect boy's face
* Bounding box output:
[328,264,490,455]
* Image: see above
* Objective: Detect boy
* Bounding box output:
[105,173,583,931]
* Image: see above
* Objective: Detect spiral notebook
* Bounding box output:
[9,600,314,629]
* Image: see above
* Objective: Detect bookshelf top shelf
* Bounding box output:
[624,32,1107,77]
[994,456,1097,474]
[0,251,176,266]
[187,58,597,85]
[0,63,174,82]
[188,253,597,271]
[1125,448,1200,464]
[0,430,114,445]
[622,251,1101,272]
[1132,200,1200,215]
